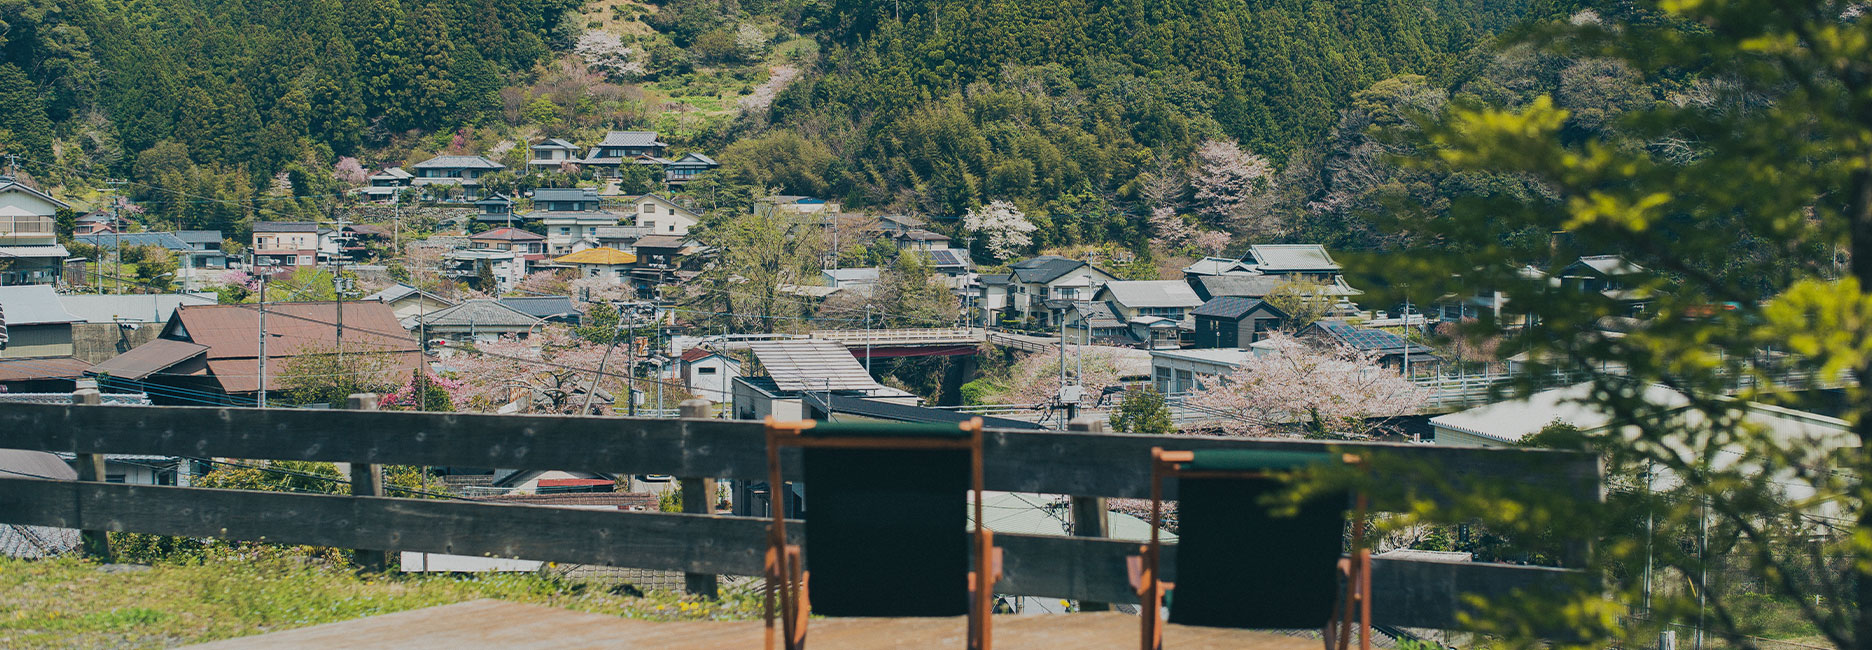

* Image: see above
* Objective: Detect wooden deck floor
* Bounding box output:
[183,599,1323,649]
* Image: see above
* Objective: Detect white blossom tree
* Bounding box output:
[995,347,1128,406]
[963,200,1037,260]
[1147,206,1193,248]
[573,30,646,80]
[1189,139,1274,228]
[1185,334,1427,438]
[332,157,368,186]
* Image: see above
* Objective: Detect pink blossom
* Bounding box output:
[1184,334,1428,438]
[1190,139,1272,224]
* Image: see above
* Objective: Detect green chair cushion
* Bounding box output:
[1185,449,1335,472]
[802,420,972,438]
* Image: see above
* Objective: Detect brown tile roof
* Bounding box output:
[89,339,209,380]
[631,235,686,249]
[471,227,546,242]
[0,356,93,382]
[168,302,422,394]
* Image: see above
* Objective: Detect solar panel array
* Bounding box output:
[1316,320,1408,351]
[927,249,963,267]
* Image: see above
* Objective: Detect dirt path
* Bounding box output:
[737,64,800,113]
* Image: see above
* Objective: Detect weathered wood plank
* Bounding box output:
[0,403,1599,503]
[0,477,1583,628]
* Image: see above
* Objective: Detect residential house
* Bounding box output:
[554,247,636,284]
[1246,244,1344,283]
[919,248,973,280]
[623,193,700,236]
[73,210,131,235]
[498,296,583,325]
[661,152,719,185]
[361,167,413,202]
[582,225,654,251]
[1063,300,1135,346]
[78,231,229,289]
[0,285,80,359]
[1004,256,1122,327]
[876,214,925,235]
[1186,274,1286,302]
[0,285,89,392]
[628,235,690,271]
[402,299,544,346]
[1181,256,1257,279]
[89,301,421,405]
[1094,280,1204,349]
[470,227,547,255]
[1298,320,1438,372]
[527,138,583,171]
[1190,297,1289,349]
[59,292,218,363]
[532,188,620,254]
[677,347,742,404]
[174,230,228,270]
[473,193,519,227]
[0,175,71,286]
[1434,265,1550,328]
[730,341,920,422]
[583,131,669,176]
[973,274,1010,327]
[443,248,526,293]
[891,228,951,251]
[822,268,879,291]
[250,222,321,269]
[363,283,458,321]
[409,155,505,201]
[1560,254,1652,314]
[1149,348,1255,396]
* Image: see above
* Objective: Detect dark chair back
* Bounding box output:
[797,429,972,617]
[1167,456,1349,628]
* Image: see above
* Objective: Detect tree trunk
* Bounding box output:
[1848,162,1872,649]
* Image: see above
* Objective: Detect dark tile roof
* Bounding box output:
[88,339,207,380]
[252,221,319,233]
[1191,296,1277,319]
[1009,256,1086,284]
[499,296,583,319]
[0,356,93,382]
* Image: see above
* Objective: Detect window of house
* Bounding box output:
[698,367,717,375]
[1154,367,1172,393]
[588,269,600,277]
[1174,369,1194,393]
[107,474,126,483]
[668,225,675,232]
[560,227,571,234]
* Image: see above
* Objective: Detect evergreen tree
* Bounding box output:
[0,64,55,161]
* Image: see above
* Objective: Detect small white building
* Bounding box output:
[443,248,527,294]
[677,348,743,405]
[553,247,636,285]
[1149,348,1255,396]
[624,193,701,236]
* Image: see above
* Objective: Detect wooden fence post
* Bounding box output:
[1067,417,1110,612]
[346,393,386,573]
[72,383,111,562]
[677,398,719,598]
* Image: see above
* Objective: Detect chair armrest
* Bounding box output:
[1127,554,1145,591]
[991,547,1005,582]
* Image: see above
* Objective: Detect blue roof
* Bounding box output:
[75,232,192,251]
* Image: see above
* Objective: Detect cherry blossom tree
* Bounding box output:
[447,327,619,414]
[516,270,574,296]
[1147,206,1193,248]
[996,347,1128,406]
[574,30,646,80]
[963,200,1037,261]
[1188,230,1231,256]
[1189,139,1274,227]
[1184,334,1428,438]
[332,157,368,186]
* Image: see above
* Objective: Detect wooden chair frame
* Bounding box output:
[1133,447,1371,650]
[763,416,1001,650]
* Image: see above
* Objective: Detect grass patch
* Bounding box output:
[0,552,760,648]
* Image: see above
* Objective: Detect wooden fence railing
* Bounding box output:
[0,401,1600,629]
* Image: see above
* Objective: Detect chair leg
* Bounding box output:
[764,546,779,650]
[784,545,808,650]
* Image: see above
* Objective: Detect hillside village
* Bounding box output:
[1,0,1869,648]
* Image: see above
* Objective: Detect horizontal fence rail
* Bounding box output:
[0,404,1600,503]
[0,477,1582,628]
[0,403,1601,629]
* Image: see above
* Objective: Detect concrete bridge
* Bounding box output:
[808,327,985,359]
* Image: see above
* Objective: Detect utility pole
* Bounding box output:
[582,303,628,415]
[864,302,873,375]
[628,306,638,417]
[1401,285,1412,378]
[256,266,269,408]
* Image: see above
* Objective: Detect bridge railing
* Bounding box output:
[0,400,1599,628]
[810,327,984,344]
